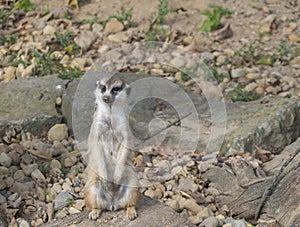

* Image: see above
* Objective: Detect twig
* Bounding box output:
[141,112,192,142]
[254,147,300,220]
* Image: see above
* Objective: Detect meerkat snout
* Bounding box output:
[96,76,130,104]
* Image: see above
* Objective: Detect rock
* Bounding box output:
[43,25,56,35]
[48,124,68,141]
[31,169,46,182]
[216,55,227,65]
[0,166,9,176]
[63,156,77,167]
[231,68,248,79]
[21,64,35,78]
[177,178,198,193]
[11,181,34,196]
[73,199,85,210]
[212,23,233,40]
[144,188,163,199]
[200,216,220,227]
[8,150,20,165]
[22,163,38,176]
[74,31,97,51]
[54,191,73,210]
[1,66,16,82]
[36,186,46,201]
[97,44,110,54]
[92,23,103,33]
[50,159,62,169]
[221,96,300,155]
[246,73,261,81]
[289,34,300,42]
[0,76,65,135]
[69,207,80,214]
[224,217,247,227]
[170,57,185,68]
[0,179,6,190]
[16,63,25,77]
[244,82,258,92]
[8,192,18,201]
[0,193,6,205]
[13,170,25,182]
[10,42,23,52]
[0,153,12,167]
[105,18,124,33]
[189,215,202,225]
[16,218,30,227]
[201,52,215,61]
[197,207,214,220]
[179,198,203,215]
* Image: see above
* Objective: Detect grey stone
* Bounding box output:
[0,153,12,167]
[40,196,191,227]
[0,76,65,135]
[54,191,73,210]
[31,169,46,182]
[22,163,38,176]
[0,193,6,205]
[200,216,220,227]
[48,124,68,141]
[231,68,248,79]
[220,96,300,155]
[11,181,34,196]
[0,166,9,176]
[201,52,215,61]
[177,178,198,193]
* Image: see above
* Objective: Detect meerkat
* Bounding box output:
[84,75,140,221]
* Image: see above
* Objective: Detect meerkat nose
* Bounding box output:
[103,96,110,103]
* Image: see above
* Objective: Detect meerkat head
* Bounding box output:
[95,75,130,104]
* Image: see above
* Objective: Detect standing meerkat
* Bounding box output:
[84,75,140,220]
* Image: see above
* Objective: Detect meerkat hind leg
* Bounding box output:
[126,206,137,220]
[89,208,101,220]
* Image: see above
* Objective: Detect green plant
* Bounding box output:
[13,0,36,12]
[60,166,71,174]
[145,25,170,41]
[180,66,197,81]
[235,43,277,66]
[83,17,102,25]
[54,31,81,55]
[32,49,83,79]
[98,7,137,29]
[200,4,233,32]
[150,0,170,24]
[112,7,137,29]
[45,191,51,196]
[63,11,72,19]
[0,34,17,46]
[0,9,10,29]
[66,197,75,206]
[227,84,260,102]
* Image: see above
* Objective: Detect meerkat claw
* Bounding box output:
[126,206,137,220]
[89,209,101,220]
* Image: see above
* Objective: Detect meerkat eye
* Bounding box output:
[99,85,106,93]
[111,87,122,95]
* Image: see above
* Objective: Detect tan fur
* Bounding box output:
[84,76,140,221]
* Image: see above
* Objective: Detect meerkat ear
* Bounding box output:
[96,80,100,88]
[125,84,131,96]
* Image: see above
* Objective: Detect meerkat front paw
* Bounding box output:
[89,209,101,220]
[126,206,137,220]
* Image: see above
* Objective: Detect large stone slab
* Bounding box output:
[0,76,66,135]
[39,196,191,227]
[220,96,300,155]
[63,73,300,156]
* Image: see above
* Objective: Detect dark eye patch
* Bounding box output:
[111,86,122,94]
[99,84,106,93]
